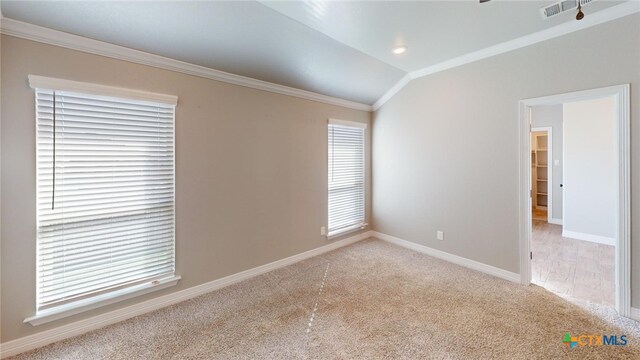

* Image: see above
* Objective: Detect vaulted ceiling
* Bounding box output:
[0,0,630,106]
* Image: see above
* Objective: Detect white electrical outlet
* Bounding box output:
[554,159,560,166]
[320,226,326,236]
[436,231,444,241]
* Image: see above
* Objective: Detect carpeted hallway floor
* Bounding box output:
[9,238,640,359]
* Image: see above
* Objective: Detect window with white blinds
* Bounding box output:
[34,83,177,312]
[328,119,366,236]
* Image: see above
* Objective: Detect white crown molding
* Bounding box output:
[2,1,636,114]
[372,74,412,111]
[372,231,521,283]
[0,17,372,112]
[372,1,640,111]
[0,230,373,358]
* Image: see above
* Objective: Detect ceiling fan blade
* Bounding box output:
[480,0,491,3]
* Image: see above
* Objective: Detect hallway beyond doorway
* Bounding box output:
[531,220,614,307]
[532,208,547,222]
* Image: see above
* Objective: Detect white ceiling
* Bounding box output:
[0,1,629,106]
[261,0,625,73]
[0,1,405,105]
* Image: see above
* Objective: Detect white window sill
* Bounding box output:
[24,275,181,326]
[327,223,367,240]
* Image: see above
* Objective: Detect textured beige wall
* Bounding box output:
[372,14,639,302]
[0,35,371,342]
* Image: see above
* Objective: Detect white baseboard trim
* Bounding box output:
[371,231,520,283]
[631,307,640,322]
[0,231,372,358]
[548,218,563,225]
[562,230,615,246]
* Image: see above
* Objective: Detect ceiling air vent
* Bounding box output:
[540,0,596,19]
[542,3,562,17]
[560,0,577,11]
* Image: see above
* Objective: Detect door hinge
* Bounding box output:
[530,252,533,260]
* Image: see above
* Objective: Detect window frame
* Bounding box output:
[327,118,367,238]
[25,76,180,326]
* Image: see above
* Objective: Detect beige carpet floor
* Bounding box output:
[9,238,640,359]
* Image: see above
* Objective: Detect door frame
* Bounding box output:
[518,84,630,317]
[531,126,553,222]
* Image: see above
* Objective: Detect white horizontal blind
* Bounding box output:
[35,88,176,310]
[328,122,365,235]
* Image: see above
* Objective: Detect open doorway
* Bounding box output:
[530,101,616,307]
[531,127,552,222]
[518,85,631,317]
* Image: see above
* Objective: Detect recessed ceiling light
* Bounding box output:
[392,46,407,55]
